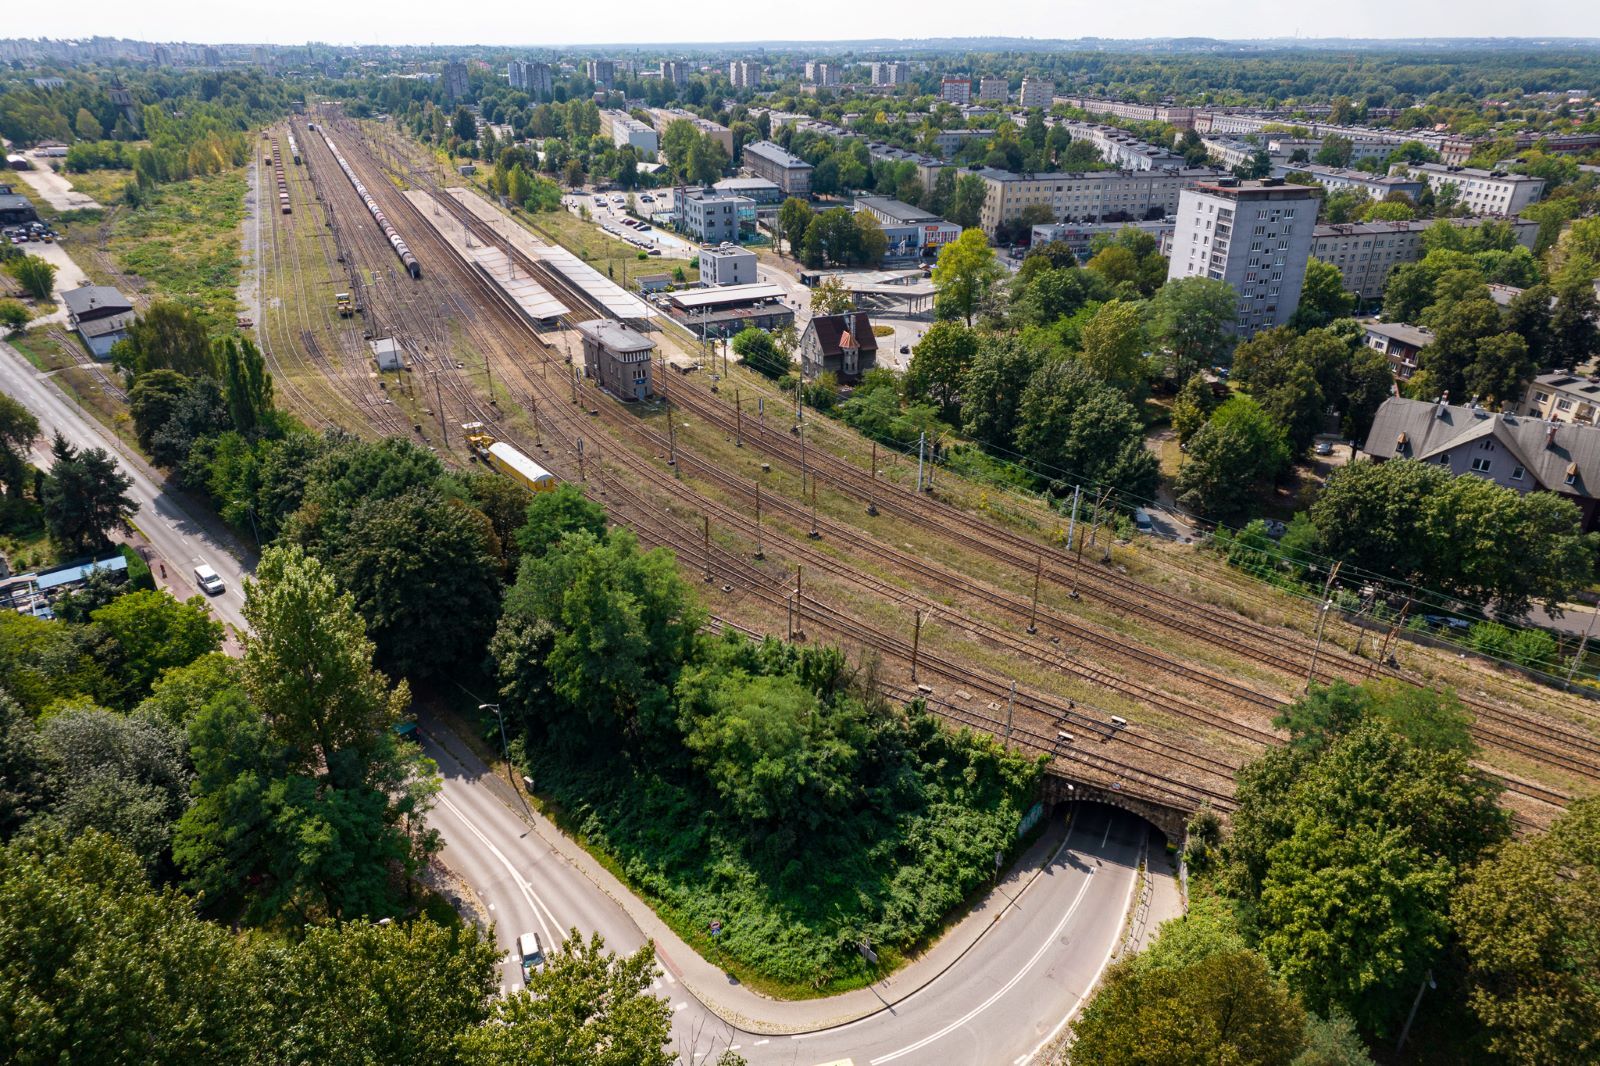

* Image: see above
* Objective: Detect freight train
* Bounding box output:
[315,129,421,279]
[462,422,557,493]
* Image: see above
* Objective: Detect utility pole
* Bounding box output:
[735,389,742,447]
[1395,970,1436,1057]
[666,401,678,475]
[576,438,586,481]
[1306,598,1334,692]
[916,431,926,493]
[702,516,712,582]
[1567,605,1598,683]
[1064,484,1082,551]
[431,370,447,446]
[1003,680,1016,744]
[753,481,764,559]
[809,481,820,539]
[1027,553,1042,634]
[478,704,527,816]
[529,394,542,447]
[1373,596,1412,677]
[867,441,879,516]
[794,565,804,641]
[911,608,923,682]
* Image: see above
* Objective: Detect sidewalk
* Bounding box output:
[422,713,1077,1035]
[1124,828,1186,955]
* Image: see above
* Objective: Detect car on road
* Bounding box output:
[1423,614,1474,633]
[517,932,546,982]
[1313,440,1334,456]
[1133,509,1155,534]
[193,563,226,596]
[611,195,625,204]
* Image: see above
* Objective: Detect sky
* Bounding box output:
[17,0,1600,47]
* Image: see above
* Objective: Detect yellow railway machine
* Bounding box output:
[462,422,558,493]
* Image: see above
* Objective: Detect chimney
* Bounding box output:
[1546,423,1558,448]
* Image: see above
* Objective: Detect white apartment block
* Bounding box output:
[940,77,972,105]
[1060,120,1186,171]
[977,166,1226,237]
[599,110,658,156]
[1167,179,1320,336]
[870,61,909,86]
[648,108,733,156]
[1312,216,1539,302]
[1396,163,1547,216]
[1018,77,1054,109]
[729,60,757,88]
[1273,162,1425,201]
[585,59,615,88]
[1057,96,1198,131]
[659,60,690,86]
[977,76,1009,102]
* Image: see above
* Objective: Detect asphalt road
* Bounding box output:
[422,719,1145,1066]
[0,339,253,633]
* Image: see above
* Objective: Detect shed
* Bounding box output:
[636,272,672,293]
[61,284,135,360]
[369,337,407,370]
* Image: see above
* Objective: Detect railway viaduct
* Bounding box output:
[1038,772,1193,843]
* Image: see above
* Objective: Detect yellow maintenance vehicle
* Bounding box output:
[336,292,353,317]
[462,423,558,493]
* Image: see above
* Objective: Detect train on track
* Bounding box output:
[286,130,301,165]
[314,127,421,279]
[462,422,557,493]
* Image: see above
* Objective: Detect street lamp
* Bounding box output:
[479,703,527,813]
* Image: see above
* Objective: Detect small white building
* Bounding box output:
[699,243,757,286]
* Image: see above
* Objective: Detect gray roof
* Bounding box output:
[743,140,812,170]
[853,194,945,225]
[1360,319,1435,349]
[61,285,132,319]
[1364,396,1600,498]
[575,318,655,354]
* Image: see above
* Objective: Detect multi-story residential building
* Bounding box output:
[599,110,658,155]
[729,60,757,88]
[1312,217,1540,303]
[659,60,690,86]
[853,195,962,259]
[976,166,1228,237]
[1395,163,1547,216]
[1363,396,1600,531]
[1167,178,1320,336]
[506,60,553,99]
[1273,162,1424,202]
[1524,371,1600,427]
[1018,77,1054,110]
[870,61,909,86]
[1030,219,1178,262]
[585,59,615,88]
[864,142,947,194]
[805,60,839,86]
[443,61,470,103]
[1060,121,1186,171]
[742,140,814,198]
[1360,318,1434,380]
[648,108,733,156]
[940,77,972,105]
[977,76,1009,103]
[930,127,994,158]
[678,188,752,244]
[1058,96,1197,131]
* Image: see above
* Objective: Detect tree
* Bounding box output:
[903,321,977,421]
[809,276,854,316]
[776,197,813,258]
[459,933,674,1066]
[1292,1012,1379,1066]
[730,326,790,379]
[949,173,988,230]
[1504,283,1555,368]
[150,375,229,469]
[1362,199,1415,222]
[0,297,30,333]
[329,486,503,678]
[961,334,1046,450]
[35,707,191,873]
[1291,259,1357,331]
[41,433,137,555]
[73,106,103,141]
[0,391,40,499]
[1173,396,1289,522]
[1078,299,1149,402]
[854,211,889,267]
[90,589,223,696]
[114,300,213,380]
[1170,372,1217,447]
[1342,346,1398,441]
[1015,358,1158,499]
[127,369,191,453]
[5,254,56,301]
[1148,277,1237,383]
[0,689,54,840]
[1316,135,1354,167]
[1550,271,1600,370]
[1453,797,1600,1066]
[452,106,476,142]
[517,482,609,559]
[932,228,1002,326]
[1070,949,1306,1066]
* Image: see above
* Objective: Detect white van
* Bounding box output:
[193,563,225,596]
[517,932,546,981]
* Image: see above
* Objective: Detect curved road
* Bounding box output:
[0,340,253,632]
[424,722,1147,1066]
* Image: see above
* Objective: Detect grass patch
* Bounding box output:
[102,171,246,330]
[65,169,134,206]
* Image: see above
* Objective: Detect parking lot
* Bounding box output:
[562,189,698,259]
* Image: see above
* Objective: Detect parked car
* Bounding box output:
[1133,509,1156,534]
[1313,440,1334,456]
[1423,614,1473,633]
[640,193,655,202]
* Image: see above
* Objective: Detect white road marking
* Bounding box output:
[753,1039,770,1046]
[867,866,1099,1064]
[438,794,560,944]
[674,1002,688,1012]
[1017,830,1146,1065]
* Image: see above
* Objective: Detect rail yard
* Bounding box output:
[249,105,1600,833]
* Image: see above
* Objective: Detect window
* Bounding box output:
[1471,457,1492,472]
[1566,471,1578,486]
[1558,398,1574,411]
[1511,465,1526,481]
[1480,440,1495,451]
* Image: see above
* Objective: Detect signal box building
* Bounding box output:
[801,311,878,383]
[576,319,655,402]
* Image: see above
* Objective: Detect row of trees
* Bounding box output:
[771,197,889,269]
[1075,680,1599,1065]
